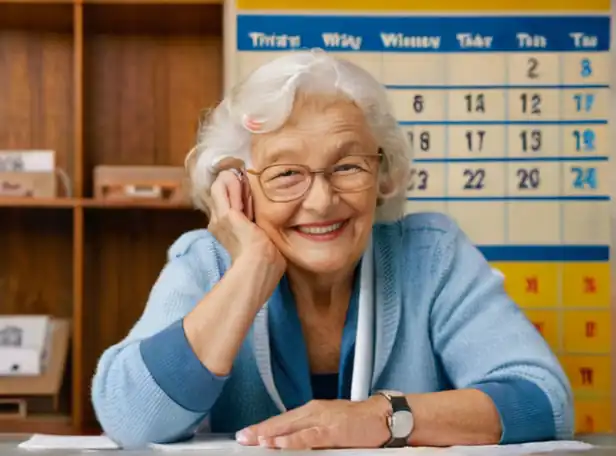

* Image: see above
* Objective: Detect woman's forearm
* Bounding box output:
[183,254,282,376]
[404,389,502,446]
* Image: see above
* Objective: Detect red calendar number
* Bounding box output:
[525,276,539,293]
[579,367,594,386]
[583,276,597,294]
[585,321,597,338]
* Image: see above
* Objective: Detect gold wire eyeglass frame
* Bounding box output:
[244,151,384,203]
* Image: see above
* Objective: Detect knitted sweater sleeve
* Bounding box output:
[428,219,574,443]
[91,232,228,448]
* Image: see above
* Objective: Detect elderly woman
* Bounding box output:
[91,50,573,450]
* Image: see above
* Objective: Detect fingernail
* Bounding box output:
[235,430,248,444]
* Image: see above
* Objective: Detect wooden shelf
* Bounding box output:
[1,1,219,435]
[82,198,194,209]
[0,415,73,435]
[0,0,221,4]
[0,197,79,208]
[0,197,194,210]
[83,0,222,4]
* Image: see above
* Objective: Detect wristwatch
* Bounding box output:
[375,391,414,448]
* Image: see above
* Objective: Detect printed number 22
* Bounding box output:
[463,169,485,190]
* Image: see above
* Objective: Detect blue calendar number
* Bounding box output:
[572,129,596,152]
[573,93,595,112]
[571,166,597,190]
[580,58,592,78]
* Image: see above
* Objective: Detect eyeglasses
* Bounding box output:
[246,152,383,202]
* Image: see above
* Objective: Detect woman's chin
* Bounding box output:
[285,251,356,276]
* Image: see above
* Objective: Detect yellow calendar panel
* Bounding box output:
[575,399,612,434]
[563,310,611,354]
[522,309,559,351]
[490,262,558,308]
[236,0,610,11]
[562,263,610,308]
[560,355,611,395]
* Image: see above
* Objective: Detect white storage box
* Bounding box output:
[0,315,51,376]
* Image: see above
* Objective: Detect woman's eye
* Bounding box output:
[334,164,362,173]
[274,170,299,179]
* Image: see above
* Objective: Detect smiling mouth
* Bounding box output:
[294,220,349,238]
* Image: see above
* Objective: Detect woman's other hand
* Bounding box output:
[207,169,285,272]
[235,397,391,450]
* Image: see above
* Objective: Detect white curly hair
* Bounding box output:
[186,48,412,221]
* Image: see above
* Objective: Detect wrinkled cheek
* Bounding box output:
[253,204,298,237]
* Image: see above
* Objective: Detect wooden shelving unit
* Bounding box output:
[0,0,220,434]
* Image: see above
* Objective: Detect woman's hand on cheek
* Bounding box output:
[207,169,285,271]
[235,398,391,450]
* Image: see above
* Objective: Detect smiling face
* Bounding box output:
[248,92,380,276]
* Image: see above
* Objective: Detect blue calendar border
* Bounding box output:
[237,14,611,52]
[478,245,609,261]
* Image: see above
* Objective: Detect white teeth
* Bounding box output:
[297,222,343,235]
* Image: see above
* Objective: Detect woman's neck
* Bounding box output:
[286,264,356,316]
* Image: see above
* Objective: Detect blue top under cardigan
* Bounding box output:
[91,213,574,448]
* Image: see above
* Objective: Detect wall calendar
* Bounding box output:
[224,0,613,434]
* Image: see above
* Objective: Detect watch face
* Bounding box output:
[391,410,414,439]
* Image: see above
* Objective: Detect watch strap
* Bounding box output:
[377,392,412,448]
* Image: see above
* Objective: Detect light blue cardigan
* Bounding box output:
[91,212,574,448]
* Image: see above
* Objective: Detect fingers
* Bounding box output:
[210,170,243,215]
[236,402,320,445]
[262,426,333,450]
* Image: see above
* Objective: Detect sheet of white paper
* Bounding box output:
[445,440,593,455]
[149,434,243,452]
[17,434,119,450]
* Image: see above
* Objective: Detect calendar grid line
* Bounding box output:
[518,307,611,311]
[413,157,608,163]
[504,53,510,243]
[557,51,566,355]
[407,196,610,201]
[386,84,610,90]
[399,120,607,126]
[443,51,450,212]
